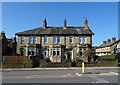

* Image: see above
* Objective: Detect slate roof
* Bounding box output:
[97,39,120,48]
[15,27,94,36]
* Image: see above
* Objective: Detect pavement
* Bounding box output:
[1,67,119,71]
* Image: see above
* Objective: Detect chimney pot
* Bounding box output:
[112,37,116,42]
[107,39,111,44]
[103,41,107,44]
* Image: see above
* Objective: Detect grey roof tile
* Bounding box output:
[15,27,94,35]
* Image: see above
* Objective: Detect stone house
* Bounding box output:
[95,37,120,56]
[15,19,94,62]
[0,32,17,56]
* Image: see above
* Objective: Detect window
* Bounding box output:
[44,36,48,43]
[28,48,35,56]
[70,36,73,44]
[21,36,25,43]
[53,48,57,56]
[83,36,86,44]
[53,36,57,43]
[78,36,86,44]
[33,36,37,43]
[57,36,61,43]
[79,36,82,44]
[57,48,60,56]
[53,36,61,43]
[29,36,37,43]
[53,48,61,56]
[29,36,33,43]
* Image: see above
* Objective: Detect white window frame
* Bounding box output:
[78,36,86,44]
[29,36,33,44]
[53,48,61,56]
[53,36,57,43]
[83,36,86,44]
[33,36,37,43]
[21,36,25,44]
[28,48,35,56]
[53,48,57,56]
[78,36,82,44]
[57,36,61,43]
[44,36,48,43]
[69,36,73,44]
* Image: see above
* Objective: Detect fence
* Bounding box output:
[2,56,32,68]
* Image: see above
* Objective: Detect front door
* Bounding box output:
[44,48,48,59]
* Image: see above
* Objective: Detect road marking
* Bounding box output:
[89,74,110,83]
[61,74,74,77]
[75,73,82,76]
[24,77,30,78]
[109,72,118,75]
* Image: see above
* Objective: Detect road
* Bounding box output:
[2,68,118,83]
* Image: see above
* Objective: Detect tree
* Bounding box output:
[83,48,93,63]
[64,51,70,60]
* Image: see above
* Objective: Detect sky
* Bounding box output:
[2,2,118,46]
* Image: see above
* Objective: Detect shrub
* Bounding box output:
[100,53,117,60]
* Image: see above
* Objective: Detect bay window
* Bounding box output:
[53,48,61,56]
[28,48,35,56]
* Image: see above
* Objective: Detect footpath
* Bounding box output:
[1,67,119,72]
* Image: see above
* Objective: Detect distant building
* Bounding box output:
[0,32,17,56]
[95,37,120,56]
[15,18,94,62]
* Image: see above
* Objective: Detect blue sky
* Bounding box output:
[2,2,118,46]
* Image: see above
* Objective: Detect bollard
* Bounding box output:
[82,62,85,73]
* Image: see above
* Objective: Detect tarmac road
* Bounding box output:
[1,68,119,83]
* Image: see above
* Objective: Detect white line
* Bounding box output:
[75,73,82,76]
[109,72,118,75]
[89,75,110,83]
[61,74,72,77]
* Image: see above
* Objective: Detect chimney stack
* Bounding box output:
[84,18,88,27]
[64,18,67,27]
[103,41,107,44]
[112,37,116,42]
[0,31,6,38]
[43,18,47,28]
[107,39,111,44]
